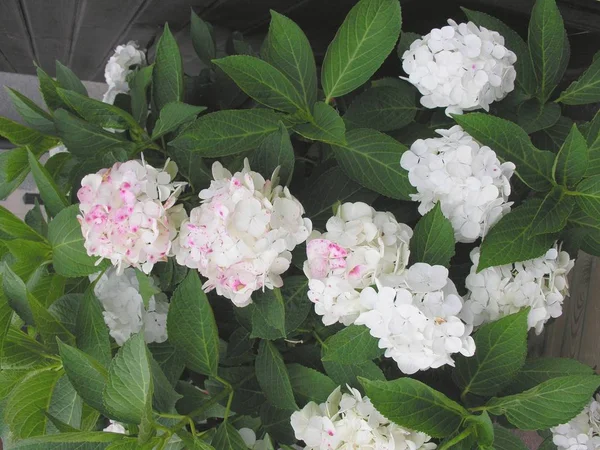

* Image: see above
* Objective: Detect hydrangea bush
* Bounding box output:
[1,0,600,448]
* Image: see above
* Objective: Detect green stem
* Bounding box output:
[312,331,326,348]
[438,427,473,450]
[215,375,234,422]
[468,406,488,413]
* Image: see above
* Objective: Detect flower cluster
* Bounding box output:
[291,385,436,450]
[356,264,475,374]
[93,267,169,346]
[173,160,311,307]
[303,202,413,326]
[103,41,146,104]
[551,395,600,450]
[103,420,126,434]
[401,19,517,115]
[461,245,574,334]
[78,159,187,274]
[400,125,515,243]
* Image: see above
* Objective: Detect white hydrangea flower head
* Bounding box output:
[290,385,437,450]
[551,395,600,450]
[303,202,413,326]
[401,19,517,115]
[400,125,515,243]
[78,158,187,274]
[238,428,280,450]
[103,420,127,434]
[92,267,170,346]
[49,144,69,157]
[462,244,575,334]
[355,264,475,374]
[173,159,312,307]
[103,41,146,104]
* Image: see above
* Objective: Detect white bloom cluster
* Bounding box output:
[551,395,600,450]
[103,420,126,434]
[173,159,311,307]
[103,41,146,104]
[78,159,187,274]
[303,202,413,326]
[356,264,475,374]
[291,385,436,450]
[238,428,280,450]
[49,144,69,157]
[400,125,515,243]
[462,245,574,334]
[401,19,517,116]
[93,267,169,346]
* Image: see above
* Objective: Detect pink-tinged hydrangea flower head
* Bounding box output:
[173,159,312,307]
[304,202,413,326]
[77,159,187,274]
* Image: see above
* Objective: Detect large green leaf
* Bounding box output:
[321,0,401,101]
[153,24,184,111]
[478,199,558,271]
[553,124,588,187]
[262,11,318,108]
[48,205,109,277]
[169,109,282,157]
[6,88,55,135]
[6,432,123,449]
[75,287,111,367]
[529,186,573,236]
[332,128,414,200]
[528,0,567,102]
[168,145,212,193]
[344,83,417,131]
[517,100,560,134]
[27,149,68,217]
[1,327,54,370]
[214,55,308,114]
[103,333,153,424]
[151,102,206,140]
[410,203,455,267]
[248,121,294,185]
[0,117,58,151]
[287,364,337,404]
[322,325,383,364]
[28,289,75,352]
[454,113,555,191]
[55,61,88,96]
[190,11,216,66]
[492,425,529,450]
[46,375,83,433]
[557,50,600,105]
[3,263,36,324]
[486,375,600,430]
[361,377,468,438]
[129,65,154,127]
[212,422,248,450]
[0,204,45,242]
[149,355,182,413]
[0,148,31,200]
[167,271,219,376]
[293,101,346,145]
[574,175,600,220]
[256,340,298,410]
[37,66,66,111]
[0,276,13,368]
[453,309,528,397]
[250,288,286,340]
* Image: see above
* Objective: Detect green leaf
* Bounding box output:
[149,355,182,413]
[37,66,66,111]
[553,124,588,187]
[25,200,48,237]
[558,51,600,104]
[6,88,55,134]
[410,203,455,267]
[49,293,81,333]
[75,287,112,367]
[534,116,574,152]
[293,101,346,144]
[169,109,283,157]
[190,11,216,65]
[153,24,184,111]
[48,205,110,277]
[58,340,109,414]
[360,377,468,438]
[0,204,45,241]
[492,425,529,450]
[517,100,560,134]
[214,55,308,114]
[486,375,600,430]
[462,8,536,97]
[167,271,219,376]
[55,61,88,96]
[256,340,298,410]
[251,288,286,339]
[248,122,294,185]
[151,102,206,140]
[0,148,31,200]
[528,0,567,102]
[28,290,75,351]
[344,83,417,131]
[135,269,161,309]
[168,145,212,192]
[129,65,154,127]
[396,31,420,59]
[0,277,13,368]
[287,363,337,404]
[0,117,58,152]
[454,113,555,191]
[6,432,123,449]
[1,327,54,369]
[27,149,68,217]
[2,263,36,324]
[103,333,153,424]
[322,325,383,364]
[504,357,595,394]
[4,238,52,282]
[46,375,83,433]
[478,199,558,270]
[332,128,414,200]
[323,360,385,389]
[54,109,135,157]
[464,411,494,447]
[321,0,401,101]
[212,422,248,450]
[0,369,29,400]
[574,175,600,220]
[528,186,573,236]
[5,368,62,438]
[149,342,186,386]
[262,11,318,108]
[453,309,528,397]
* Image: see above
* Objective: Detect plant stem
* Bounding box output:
[468,406,488,413]
[438,427,473,450]
[215,375,234,422]
[312,331,326,348]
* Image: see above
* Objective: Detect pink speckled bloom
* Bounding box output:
[77,159,187,274]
